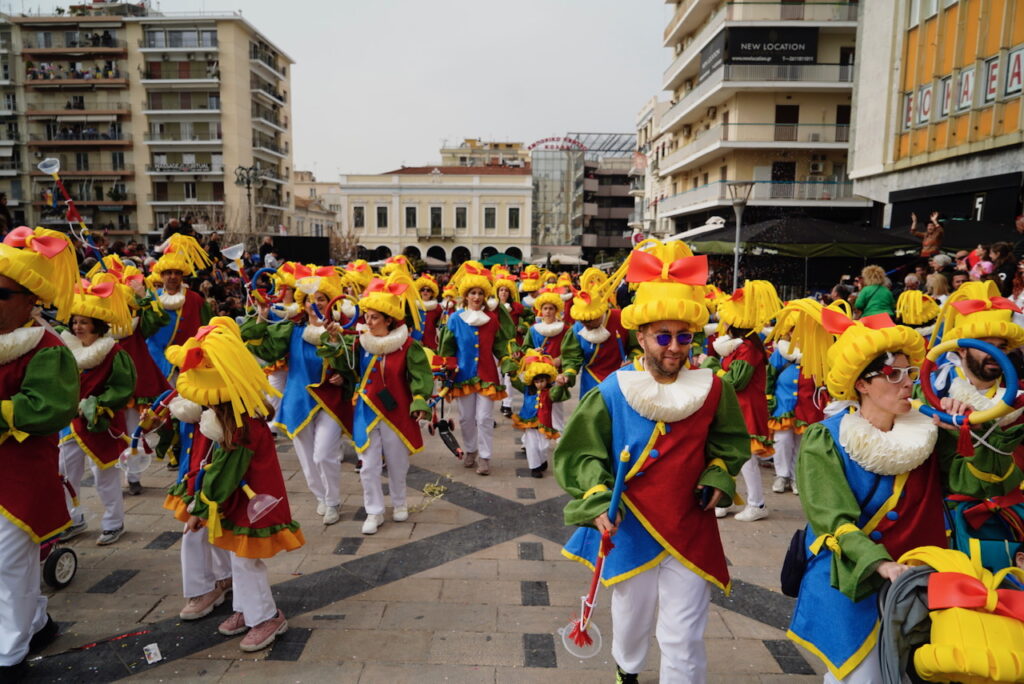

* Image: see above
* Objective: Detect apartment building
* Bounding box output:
[439,138,530,167]
[657,0,868,230]
[338,165,533,266]
[849,0,1023,229]
[630,96,675,239]
[0,2,294,242]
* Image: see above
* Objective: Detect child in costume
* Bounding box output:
[775,301,1024,684]
[705,280,782,522]
[436,261,515,476]
[414,273,442,350]
[510,351,568,477]
[169,317,303,653]
[58,273,137,545]
[322,274,433,535]
[493,268,524,418]
[0,227,80,678]
[766,334,801,495]
[242,266,351,525]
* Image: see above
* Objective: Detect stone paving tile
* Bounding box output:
[439,578,523,605]
[429,630,523,667]
[219,659,364,682]
[379,601,499,632]
[359,663,494,684]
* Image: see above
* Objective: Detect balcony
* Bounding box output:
[659,179,867,218]
[146,162,224,175]
[24,73,128,89]
[629,178,645,197]
[258,168,288,184]
[25,101,130,116]
[252,114,286,133]
[251,84,286,105]
[141,68,219,85]
[660,123,851,176]
[253,140,288,158]
[33,192,136,206]
[30,163,134,176]
[144,131,222,145]
[628,210,644,229]
[249,51,286,80]
[138,38,219,51]
[28,132,131,146]
[147,194,225,206]
[0,160,20,176]
[664,0,707,48]
[21,37,127,54]
[144,105,221,116]
[661,63,854,134]
[416,226,456,241]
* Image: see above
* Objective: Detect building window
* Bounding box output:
[353,206,365,228]
[957,67,975,111]
[430,206,442,236]
[456,206,467,229]
[184,182,196,200]
[984,57,999,103]
[508,207,520,230]
[376,205,388,229]
[111,151,124,170]
[405,206,417,229]
[75,152,89,171]
[1007,47,1024,96]
[483,207,495,230]
[917,84,933,124]
[939,76,953,117]
[908,0,920,27]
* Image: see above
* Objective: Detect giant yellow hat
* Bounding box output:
[381,255,412,277]
[620,239,709,330]
[932,280,1024,349]
[0,226,78,322]
[70,272,133,337]
[519,349,558,385]
[717,280,782,332]
[152,233,211,277]
[166,317,280,426]
[531,286,564,314]
[414,272,440,298]
[452,260,493,298]
[579,267,608,291]
[342,259,374,292]
[293,264,344,307]
[895,290,941,327]
[360,273,421,329]
[519,265,543,292]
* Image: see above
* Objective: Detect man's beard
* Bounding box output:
[646,352,681,381]
[966,351,1002,383]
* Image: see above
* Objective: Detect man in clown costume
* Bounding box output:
[0,227,80,678]
[556,239,749,684]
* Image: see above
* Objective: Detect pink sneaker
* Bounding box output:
[217,611,247,636]
[179,586,226,621]
[240,610,287,652]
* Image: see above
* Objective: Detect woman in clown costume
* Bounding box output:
[436,261,515,476]
[775,300,1024,684]
[242,266,350,525]
[58,273,137,545]
[414,273,443,350]
[322,274,433,535]
[705,280,782,522]
[493,268,525,417]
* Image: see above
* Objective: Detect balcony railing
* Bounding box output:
[139,37,218,49]
[659,179,860,215]
[29,132,127,142]
[415,227,456,240]
[22,36,126,50]
[0,160,20,171]
[251,84,286,103]
[252,139,287,155]
[142,68,219,81]
[147,194,225,204]
[34,192,136,203]
[144,131,221,142]
[257,168,288,182]
[31,163,134,173]
[147,162,224,173]
[26,100,130,112]
[249,50,285,77]
[725,2,859,22]
[662,122,850,173]
[26,67,126,81]
[663,4,727,89]
[145,103,220,112]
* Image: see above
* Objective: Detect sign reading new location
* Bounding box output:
[726,27,818,64]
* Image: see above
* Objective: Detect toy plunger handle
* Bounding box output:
[916,338,1019,426]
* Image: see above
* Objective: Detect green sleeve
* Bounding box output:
[510,376,528,394]
[560,328,583,383]
[406,340,433,415]
[93,349,137,413]
[700,355,722,372]
[199,299,214,325]
[719,358,755,391]
[437,319,456,358]
[0,345,79,436]
[190,445,253,518]
[696,379,751,506]
[138,299,169,338]
[797,423,892,602]
[241,319,293,363]
[550,383,570,403]
[937,422,1024,497]
[554,389,617,527]
[493,304,515,365]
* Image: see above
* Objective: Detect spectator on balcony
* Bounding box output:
[910,211,943,258]
[853,265,895,318]
[101,31,113,47]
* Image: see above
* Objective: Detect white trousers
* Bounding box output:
[292,410,342,507]
[522,429,550,470]
[824,646,881,684]
[611,555,711,683]
[229,553,277,627]
[501,373,513,409]
[267,369,287,423]
[360,422,410,515]
[180,527,231,599]
[739,456,765,508]
[773,429,801,480]
[456,393,495,461]
[60,440,125,531]
[0,516,48,666]
[124,408,140,484]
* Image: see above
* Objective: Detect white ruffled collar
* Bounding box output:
[0,326,46,365]
[271,301,301,320]
[486,297,499,311]
[617,365,714,423]
[460,308,490,327]
[712,334,744,358]
[704,322,719,337]
[421,299,438,312]
[302,322,327,346]
[838,409,937,476]
[776,339,802,363]
[532,320,565,338]
[948,375,1024,426]
[360,324,408,356]
[578,325,610,345]
[198,408,224,444]
[169,396,203,424]
[60,330,116,370]
[522,294,536,308]
[158,286,188,311]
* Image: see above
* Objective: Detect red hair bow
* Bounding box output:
[293,264,335,280]
[180,323,219,372]
[522,352,553,367]
[822,309,895,336]
[626,251,708,285]
[928,571,1024,621]
[78,278,115,298]
[950,297,1022,315]
[3,226,67,259]
[462,263,491,278]
[365,277,409,296]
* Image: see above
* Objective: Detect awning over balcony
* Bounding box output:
[684,217,919,258]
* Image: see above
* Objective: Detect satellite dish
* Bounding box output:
[37,158,61,175]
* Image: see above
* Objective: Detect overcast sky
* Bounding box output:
[16,0,670,177]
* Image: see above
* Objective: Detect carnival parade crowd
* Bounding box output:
[3,215,1024,683]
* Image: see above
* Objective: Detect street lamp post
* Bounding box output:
[726,180,755,291]
[234,165,262,234]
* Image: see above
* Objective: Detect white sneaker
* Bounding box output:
[392,506,409,522]
[316,501,326,516]
[791,480,799,496]
[772,476,788,493]
[361,513,384,535]
[734,505,769,522]
[714,506,729,519]
[322,505,340,526]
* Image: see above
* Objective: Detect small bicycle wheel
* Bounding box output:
[43,547,77,589]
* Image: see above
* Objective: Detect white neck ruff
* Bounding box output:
[159,287,187,311]
[776,339,802,363]
[838,409,937,476]
[533,320,565,338]
[0,326,46,365]
[712,334,744,358]
[460,308,490,327]
[271,302,301,319]
[486,297,499,311]
[421,299,438,312]
[578,325,610,345]
[302,323,327,346]
[169,395,204,424]
[61,330,116,370]
[617,365,713,423]
[198,408,225,444]
[948,375,1024,426]
[360,324,408,356]
[522,294,536,308]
